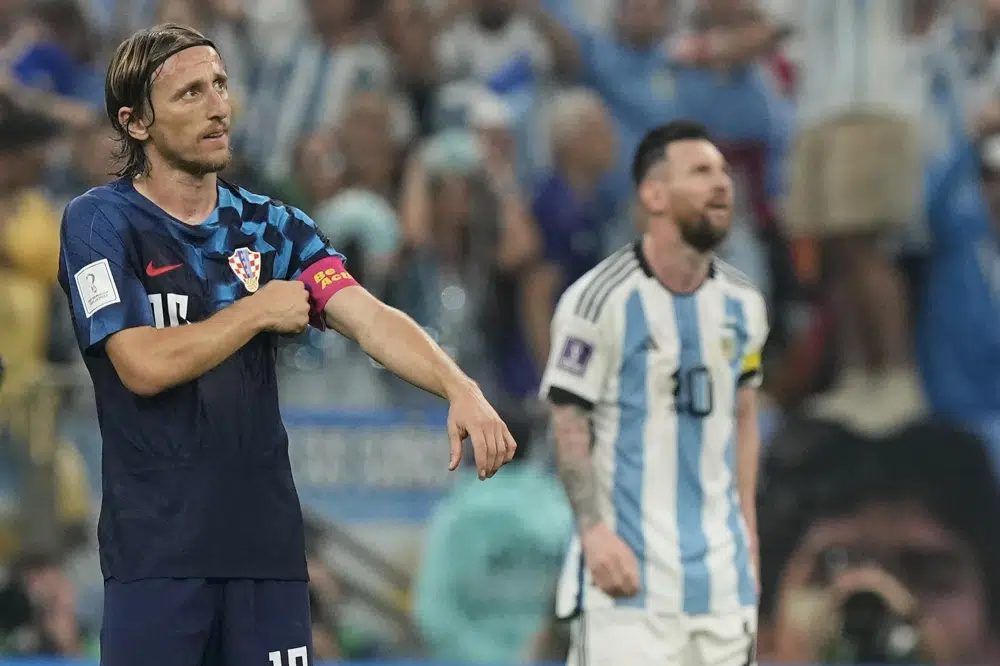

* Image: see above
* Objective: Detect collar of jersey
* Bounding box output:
[120,178,224,235]
[632,237,717,295]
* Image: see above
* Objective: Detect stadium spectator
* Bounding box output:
[379,0,441,138]
[0,550,97,657]
[757,419,1000,664]
[674,0,794,311]
[767,2,931,433]
[918,97,1000,473]
[517,88,617,390]
[313,189,402,296]
[0,105,62,403]
[235,0,397,181]
[338,90,410,204]
[526,0,773,207]
[414,422,572,664]
[433,0,554,84]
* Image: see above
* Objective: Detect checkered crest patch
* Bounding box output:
[228,247,261,293]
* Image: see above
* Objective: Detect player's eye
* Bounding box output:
[182,88,199,99]
[214,79,228,92]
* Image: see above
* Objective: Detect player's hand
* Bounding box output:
[249,280,310,334]
[446,381,517,479]
[582,522,641,598]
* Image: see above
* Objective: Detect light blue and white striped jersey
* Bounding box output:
[234,32,398,181]
[540,240,768,617]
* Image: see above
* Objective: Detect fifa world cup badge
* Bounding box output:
[228,247,262,293]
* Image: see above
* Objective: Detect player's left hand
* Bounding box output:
[446,382,517,479]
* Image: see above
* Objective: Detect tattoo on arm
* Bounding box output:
[551,404,600,531]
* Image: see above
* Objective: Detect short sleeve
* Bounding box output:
[278,205,361,330]
[58,197,154,354]
[737,293,769,389]
[275,205,344,280]
[539,290,613,407]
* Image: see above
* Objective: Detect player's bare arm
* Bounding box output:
[735,385,761,585]
[105,280,309,397]
[551,403,601,530]
[322,285,516,480]
[549,399,640,598]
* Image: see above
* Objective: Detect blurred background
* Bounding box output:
[3,0,1000,663]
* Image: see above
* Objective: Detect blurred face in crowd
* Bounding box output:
[476,0,515,31]
[295,132,344,204]
[618,0,671,48]
[762,500,991,664]
[432,174,473,233]
[573,103,616,176]
[341,92,396,192]
[645,138,732,252]
[122,46,231,176]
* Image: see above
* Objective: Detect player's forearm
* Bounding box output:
[353,303,473,401]
[522,2,583,79]
[551,403,601,531]
[520,263,559,371]
[106,299,264,396]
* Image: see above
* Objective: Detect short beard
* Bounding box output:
[679,214,727,253]
[160,143,232,177]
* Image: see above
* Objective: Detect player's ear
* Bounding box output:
[119,107,149,141]
[638,168,668,216]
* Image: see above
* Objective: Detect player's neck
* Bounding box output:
[133,164,219,226]
[642,230,712,294]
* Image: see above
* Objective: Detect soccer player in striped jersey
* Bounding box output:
[540,120,768,666]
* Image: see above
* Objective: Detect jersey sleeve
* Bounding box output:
[278,205,360,329]
[59,196,154,354]
[738,293,769,389]
[539,289,613,408]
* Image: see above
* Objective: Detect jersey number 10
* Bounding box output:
[268,647,308,666]
[672,366,714,417]
[147,293,189,328]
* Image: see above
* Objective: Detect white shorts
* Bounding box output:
[566,608,757,666]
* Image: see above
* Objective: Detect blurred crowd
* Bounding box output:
[3,0,1000,662]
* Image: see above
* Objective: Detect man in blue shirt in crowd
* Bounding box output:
[523,0,780,209]
[58,24,516,666]
[920,118,1000,470]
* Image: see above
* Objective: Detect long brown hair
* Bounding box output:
[105,23,216,180]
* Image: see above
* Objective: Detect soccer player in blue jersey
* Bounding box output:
[57,24,516,666]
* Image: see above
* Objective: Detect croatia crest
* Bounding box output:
[228,247,261,293]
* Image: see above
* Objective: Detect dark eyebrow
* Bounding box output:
[174,71,228,97]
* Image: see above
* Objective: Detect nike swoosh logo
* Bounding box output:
[146,262,182,277]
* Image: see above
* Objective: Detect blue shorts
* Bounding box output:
[101,578,312,666]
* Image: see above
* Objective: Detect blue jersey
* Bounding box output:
[57,178,342,581]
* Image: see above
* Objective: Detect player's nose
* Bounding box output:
[206,88,230,121]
